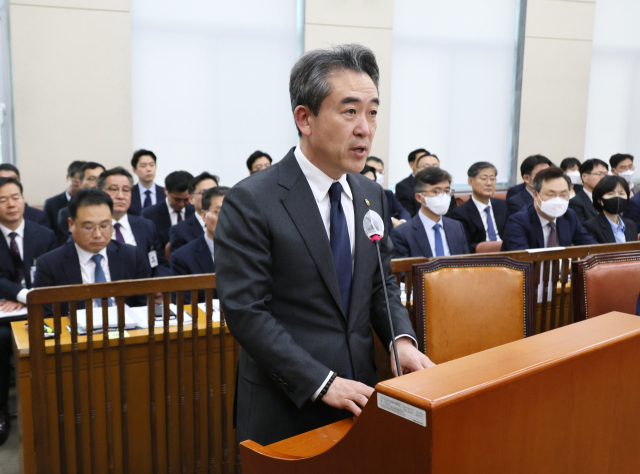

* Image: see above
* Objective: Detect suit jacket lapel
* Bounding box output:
[195,236,215,273]
[23,221,37,286]
[598,213,616,243]
[107,243,124,282]
[279,152,346,318]
[159,200,172,229]
[62,242,83,284]
[412,215,433,258]
[528,206,545,248]
[188,216,203,239]
[467,200,485,237]
[0,231,15,281]
[442,218,460,254]
[131,184,141,211]
[557,215,571,246]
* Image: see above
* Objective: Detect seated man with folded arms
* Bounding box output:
[390,167,469,258]
[568,158,608,225]
[34,188,149,316]
[98,167,171,277]
[450,162,508,252]
[0,177,57,445]
[169,172,218,252]
[502,167,597,251]
[0,164,50,228]
[171,186,228,303]
[506,154,553,216]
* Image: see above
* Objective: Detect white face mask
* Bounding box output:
[566,170,581,185]
[537,196,569,219]
[421,192,450,216]
[619,169,635,183]
[376,172,384,185]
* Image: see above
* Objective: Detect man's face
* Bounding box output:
[82,167,105,188]
[70,203,113,253]
[612,158,634,175]
[300,70,379,178]
[0,183,25,227]
[417,180,451,210]
[468,167,496,199]
[103,175,132,215]
[523,163,550,188]
[190,179,218,213]
[201,195,224,237]
[166,190,190,213]
[133,155,157,182]
[366,159,384,175]
[581,164,608,190]
[0,170,18,180]
[534,177,570,203]
[416,155,440,172]
[67,172,82,196]
[250,157,271,174]
[410,152,427,175]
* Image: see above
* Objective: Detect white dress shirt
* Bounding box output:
[112,213,137,246]
[65,191,72,201]
[139,182,158,207]
[471,196,501,242]
[195,212,206,232]
[417,211,451,256]
[205,233,214,262]
[537,213,558,248]
[584,189,593,202]
[0,220,30,303]
[167,197,186,226]
[75,244,113,307]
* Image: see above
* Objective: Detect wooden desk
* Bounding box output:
[12,305,238,474]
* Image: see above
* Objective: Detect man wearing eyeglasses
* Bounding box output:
[34,188,149,317]
[569,158,609,225]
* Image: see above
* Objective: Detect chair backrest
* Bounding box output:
[475,241,503,253]
[572,250,640,321]
[455,194,471,207]
[493,192,507,200]
[413,256,534,363]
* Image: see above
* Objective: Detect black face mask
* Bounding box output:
[601,196,628,215]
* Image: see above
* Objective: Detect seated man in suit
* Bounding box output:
[0,164,50,228]
[128,149,166,216]
[450,162,508,252]
[583,175,638,243]
[246,150,272,175]
[141,171,194,251]
[609,153,635,197]
[171,186,228,303]
[98,167,171,277]
[169,172,218,252]
[34,188,149,315]
[502,167,597,251]
[0,177,57,445]
[44,160,85,243]
[560,157,583,198]
[390,167,469,258]
[363,157,410,228]
[569,158,608,225]
[57,162,105,245]
[395,148,429,216]
[506,154,553,216]
[415,153,457,217]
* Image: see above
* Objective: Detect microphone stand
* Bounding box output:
[372,236,402,378]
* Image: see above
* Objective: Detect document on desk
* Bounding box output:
[197,299,221,322]
[0,304,28,321]
[75,305,139,333]
[127,304,192,329]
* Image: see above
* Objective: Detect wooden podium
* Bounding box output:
[240,312,640,473]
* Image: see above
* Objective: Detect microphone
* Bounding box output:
[363,210,402,378]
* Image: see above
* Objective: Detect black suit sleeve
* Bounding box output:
[568,199,587,224]
[128,248,152,307]
[169,226,188,252]
[389,225,411,258]
[582,218,603,243]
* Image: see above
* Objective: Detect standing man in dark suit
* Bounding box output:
[171,186,228,303]
[502,167,596,251]
[215,44,433,446]
[0,177,57,445]
[98,167,171,277]
[34,188,149,316]
[569,158,608,225]
[395,148,428,216]
[141,171,194,251]
[0,164,50,228]
[506,155,553,216]
[128,149,166,216]
[43,160,85,240]
[363,157,410,228]
[583,175,638,243]
[450,162,508,252]
[169,172,218,252]
[390,167,469,258]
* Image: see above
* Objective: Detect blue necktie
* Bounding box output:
[484,206,497,241]
[91,254,111,307]
[143,190,152,208]
[433,223,445,257]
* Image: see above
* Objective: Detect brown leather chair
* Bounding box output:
[455,194,471,207]
[572,250,640,321]
[475,241,502,253]
[493,192,507,200]
[413,256,534,363]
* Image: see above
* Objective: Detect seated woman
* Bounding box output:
[583,175,638,243]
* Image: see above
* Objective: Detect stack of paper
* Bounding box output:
[75,306,138,334]
[127,304,192,329]
[197,299,221,322]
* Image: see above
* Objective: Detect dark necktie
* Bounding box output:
[8,232,24,285]
[329,182,352,315]
[143,190,152,208]
[484,206,497,241]
[113,223,125,243]
[433,223,445,256]
[177,211,183,223]
[91,254,111,307]
[547,222,557,248]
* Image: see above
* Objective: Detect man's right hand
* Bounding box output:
[0,300,25,313]
[321,377,374,417]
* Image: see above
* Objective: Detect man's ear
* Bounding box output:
[189,195,195,206]
[67,217,74,232]
[523,174,531,186]
[294,105,313,137]
[467,177,473,187]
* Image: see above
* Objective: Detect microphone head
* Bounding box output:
[363,209,385,240]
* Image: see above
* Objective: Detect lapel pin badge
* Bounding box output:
[365,199,370,206]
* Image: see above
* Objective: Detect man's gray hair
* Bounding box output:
[289,44,379,134]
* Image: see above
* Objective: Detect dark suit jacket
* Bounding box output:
[24,205,50,229]
[450,197,508,252]
[568,189,598,224]
[390,213,469,258]
[394,175,457,217]
[583,212,638,244]
[506,182,526,200]
[169,214,204,252]
[128,215,171,277]
[0,221,56,301]
[507,188,533,216]
[140,200,195,251]
[383,189,411,232]
[128,183,166,216]
[44,191,69,244]
[623,191,640,228]
[56,206,72,247]
[34,240,149,316]
[214,149,415,445]
[170,234,216,303]
[501,204,597,251]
